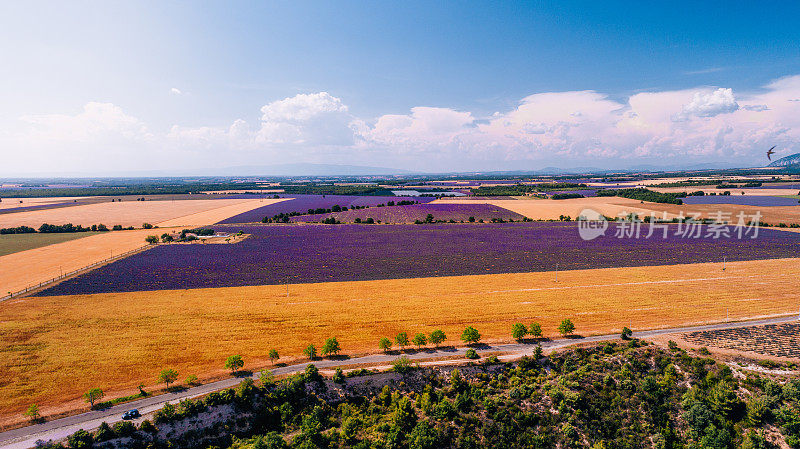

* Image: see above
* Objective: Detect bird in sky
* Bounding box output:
[767,146,776,160]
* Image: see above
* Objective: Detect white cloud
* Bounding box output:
[170,87,182,95]
[673,87,739,120]
[5,76,800,174]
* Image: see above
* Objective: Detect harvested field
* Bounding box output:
[0,229,176,295]
[442,196,800,225]
[0,198,281,229]
[217,194,435,224]
[432,197,666,220]
[681,195,800,207]
[2,257,800,423]
[0,232,99,257]
[35,222,800,296]
[681,323,800,359]
[290,203,524,223]
[0,196,88,211]
[652,187,800,196]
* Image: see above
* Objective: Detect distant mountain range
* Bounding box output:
[769,152,800,167]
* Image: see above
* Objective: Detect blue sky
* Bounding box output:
[2,1,800,175]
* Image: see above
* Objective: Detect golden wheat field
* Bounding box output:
[0,198,283,229]
[1,257,799,424]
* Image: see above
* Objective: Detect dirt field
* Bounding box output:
[0,198,284,229]
[0,229,180,295]
[0,232,100,257]
[435,196,800,225]
[2,257,799,423]
[433,197,670,220]
[0,197,88,211]
[652,187,800,196]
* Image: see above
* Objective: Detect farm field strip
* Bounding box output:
[0,198,277,229]
[155,197,289,227]
[290,203,524,223]
[2,257,799,423]
[217,194,436,224]
[0,229,180,295]
[0,232,100,257]
[34,222,800,296]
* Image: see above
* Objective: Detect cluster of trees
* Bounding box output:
[550,193,585,200]
[472,182,588,197]
[0,225,36,234]
[49,339,800,449]
[379,330,448,353]
[303,337,341,360]
[596,187,686,204]
[511,319,575,340]
[279,185,394,196]
[2,222,151,235]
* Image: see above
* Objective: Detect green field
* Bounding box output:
[0,232,99,257]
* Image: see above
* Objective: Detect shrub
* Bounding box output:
[304,364,321,382]
[333,368,345,384]
[512,323,528,341]
[321,337,341,356]
[621,327,633,340]
[379,337,393,353]
[185,375,199,385]
[269,349,280,364]
[304,344,317,360]
[429,329,446,347]
[145,235,159,244]
[225,354,244,373]
[412,333,428,349]
[24,404,40,422]
[461,326,481,344]
[158,368,178,388]
[392,356,414,374]
[465,348,479,359]
[396,332,410,350]
[557,319,575,336]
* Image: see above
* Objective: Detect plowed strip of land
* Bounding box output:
[437,196,800,224]
[0,229,175,294]
[0,198,284,229]
[2,257,799,423]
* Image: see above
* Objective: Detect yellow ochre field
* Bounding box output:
[2,257,799,424]
[0,197,285,229]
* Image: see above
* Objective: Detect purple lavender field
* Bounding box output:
[36,222,800,296]
[290,203,524,223]
[217,194,436,224]
[682,195,800,207]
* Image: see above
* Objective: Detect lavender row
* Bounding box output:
[36,222,800,296]
[289,203,525,223]
[216,194,436,224]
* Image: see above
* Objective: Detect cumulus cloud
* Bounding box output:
[6,76,800,174]
[170,87,182,95]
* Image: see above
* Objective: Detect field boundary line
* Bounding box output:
[0,244,154,302]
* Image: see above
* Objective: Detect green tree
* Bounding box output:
[322,337,341,356]
[429,329,446,347]
[83,387,104,407]
[379,337,393,353]
[534,345,544,359]
[333,368,345,384]
[529,322,543,338]
[461,326,481,345]
[412,333,427,349]
[268,349,279,364]
[144,235,159,244]
[512,323,528,341]
[185,375,198,385]
[225,354,244,373]
[158,368,178,389]
[393,356,414,374]
[621,326,633,340]
[465,348,479,359]
[24,404,40,422]
[304,344,317,360]
[558,319,576,336]
[396,332,410,350]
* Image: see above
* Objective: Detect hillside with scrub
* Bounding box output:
[40,340,800,449]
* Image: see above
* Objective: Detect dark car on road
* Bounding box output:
[122,409,140,420]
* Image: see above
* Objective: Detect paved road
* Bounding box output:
[1,314,797,448]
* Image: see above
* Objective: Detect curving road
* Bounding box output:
[1,314,797,449]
